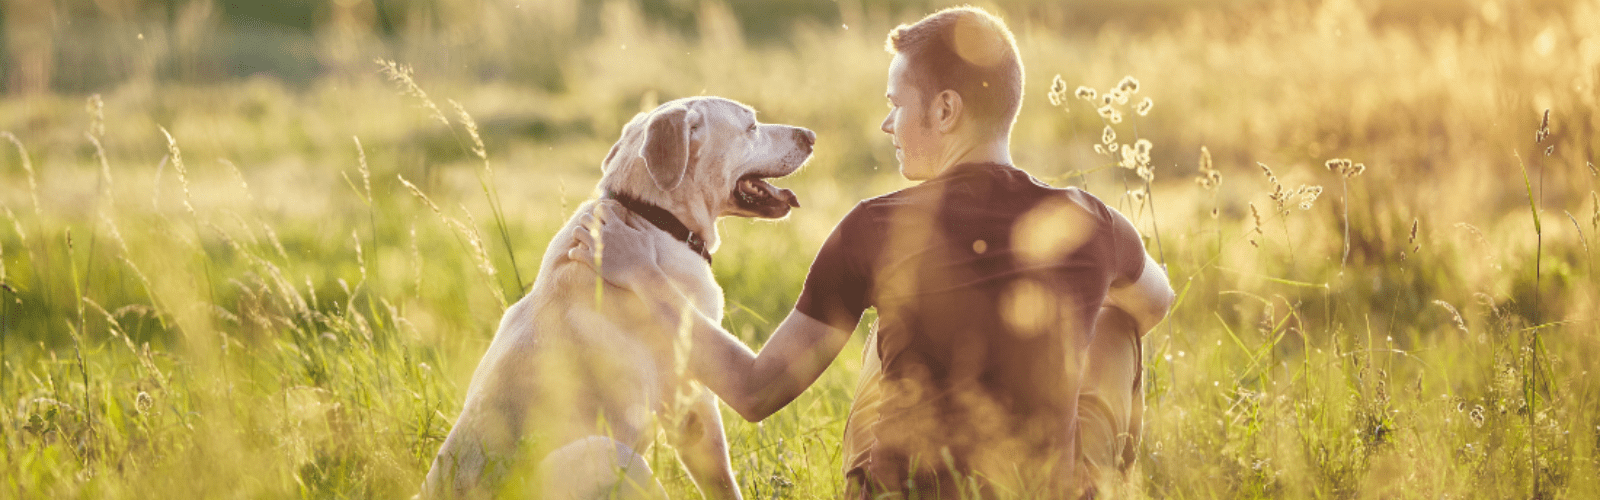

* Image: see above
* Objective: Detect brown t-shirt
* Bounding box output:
[794,162,1146,494]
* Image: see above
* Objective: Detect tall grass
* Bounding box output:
[1,0,1598,497]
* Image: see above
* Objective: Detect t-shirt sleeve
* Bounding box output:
[794,203,874,332]
[1103,203,1147,288]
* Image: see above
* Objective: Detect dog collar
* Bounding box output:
[602,190,712,264]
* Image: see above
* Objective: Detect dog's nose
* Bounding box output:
[796,128,816,147]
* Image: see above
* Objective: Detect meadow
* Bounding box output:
[1,0,1598,497]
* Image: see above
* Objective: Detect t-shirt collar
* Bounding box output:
[933,161,1014,181]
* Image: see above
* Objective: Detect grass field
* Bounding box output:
[2,0,1598,497]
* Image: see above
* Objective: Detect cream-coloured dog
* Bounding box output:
[424,96,812,499]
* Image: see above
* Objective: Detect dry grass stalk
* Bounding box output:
[158,127,196,219]
[377,59,450,127]
[2,132,42,218]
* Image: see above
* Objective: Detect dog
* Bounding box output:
[423,96,812,499]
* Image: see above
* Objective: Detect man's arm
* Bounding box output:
[641,297,854,422]
[1104,252,1174,336]
[570,203,856,421]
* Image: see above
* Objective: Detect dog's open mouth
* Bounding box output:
[732,175,800,218]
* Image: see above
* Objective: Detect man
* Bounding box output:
[572,6,1173,497]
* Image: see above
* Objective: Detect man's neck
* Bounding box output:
[931,135,1012,177]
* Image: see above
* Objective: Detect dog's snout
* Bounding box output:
[795,128,816,147]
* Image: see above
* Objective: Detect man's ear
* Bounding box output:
[639,105,696,190]
[934,90,963,133]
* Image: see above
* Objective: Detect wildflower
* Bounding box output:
[1051,75,1067,97]
[1097,105,1116,120]
[1133,139,1153,156]
[1136,97,1153,116]
[1109,109,1123,124]
[1094,144,1107,155]
[1110,89,1129,106]
[1136,165,1155,182]
[1106,142,1120,153]
[1129,188,1147,204]
[1102,126,1116,145]
[1291,185,1321,210]
[136,391,153,414]
[1075,86,1097,101]
[1048,91,1062,107]
[1117,76,1140,94]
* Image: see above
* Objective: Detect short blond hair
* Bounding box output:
[886,6,1024,132]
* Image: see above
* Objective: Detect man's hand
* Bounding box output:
[569,200,664,292]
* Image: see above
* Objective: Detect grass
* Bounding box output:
[2,0,1599,497]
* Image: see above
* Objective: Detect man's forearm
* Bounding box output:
[635,289,848,422]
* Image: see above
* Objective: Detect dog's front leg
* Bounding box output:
[673,387,742,500]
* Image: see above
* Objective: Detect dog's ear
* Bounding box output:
[639,104,695,190]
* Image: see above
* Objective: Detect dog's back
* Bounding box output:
[424,200,721,498]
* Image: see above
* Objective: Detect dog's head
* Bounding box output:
[599,97,813,250]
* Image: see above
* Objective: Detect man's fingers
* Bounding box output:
[574,220,598,246]
[567,242,590,264]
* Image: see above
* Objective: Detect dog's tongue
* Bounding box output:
[741,178,801,208]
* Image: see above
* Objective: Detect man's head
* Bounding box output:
[881,6,1023,180]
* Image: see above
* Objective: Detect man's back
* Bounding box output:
[796,162,1147,495]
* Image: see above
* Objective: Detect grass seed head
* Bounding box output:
[1590,191,1597,229]
[1408,218,1421,253]
[86,94,105,139]
[1536,109,1550,143]
[1102,126,1116,145]
[1136,97,1153,116]
[1097,104,1116,120]
[1196,146,1222,190]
